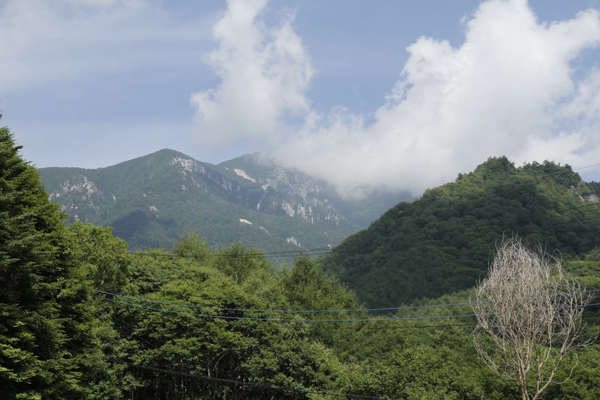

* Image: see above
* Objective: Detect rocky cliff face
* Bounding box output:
[218,153,345,225]
[166,152,347,227]
[45,174,111,221]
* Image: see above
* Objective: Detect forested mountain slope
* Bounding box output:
[39,149,407,260]
[317,157,600,308]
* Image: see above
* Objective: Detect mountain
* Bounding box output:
[218,152,406,228]
[38,149,408,262]
[316,157,600,308]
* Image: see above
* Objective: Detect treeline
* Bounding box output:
[3,123,600,399]
[317,156,600,308]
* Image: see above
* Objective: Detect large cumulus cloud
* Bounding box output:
[195,0,600,196]
[190,0,314,148]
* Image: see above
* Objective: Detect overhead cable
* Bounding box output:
[109,359,397,400]
[93,295,600,323]
[93,288,600,314]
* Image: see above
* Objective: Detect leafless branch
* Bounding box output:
[471,237,592,400]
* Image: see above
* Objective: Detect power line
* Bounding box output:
[93,288,600,314]
[329,323,477,330]
[109,359,397,400]
[86,301,600,332]
[312,310,600,330]
[94,295,481,322]
[93,295,600,323]
[94,289,464,313]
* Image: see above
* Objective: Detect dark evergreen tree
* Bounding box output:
[0,117,102,399]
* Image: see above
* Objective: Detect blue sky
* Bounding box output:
[2,0,600,195]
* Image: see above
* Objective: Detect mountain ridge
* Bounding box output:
[39,149,408,261]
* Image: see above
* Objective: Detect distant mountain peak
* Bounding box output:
[39,149,407,261]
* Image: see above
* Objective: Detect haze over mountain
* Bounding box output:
[39,149,407,261]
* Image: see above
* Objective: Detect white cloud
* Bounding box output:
[273,0,600,196]
[190,0,314,148]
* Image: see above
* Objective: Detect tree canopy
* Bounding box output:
[0,118,105,399]
[317,156,600,308]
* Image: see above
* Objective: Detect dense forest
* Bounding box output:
[317,156,600,308]
[2,119,600,399]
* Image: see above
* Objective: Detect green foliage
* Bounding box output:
[583,246,600,261]
[94,234,359,399]
[172,230,211,261]
[0,120,110,399]
[543,346,600,399]
[317,156,600,308]
[68,221,132,294]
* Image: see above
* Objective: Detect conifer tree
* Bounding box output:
[0,117,99,399]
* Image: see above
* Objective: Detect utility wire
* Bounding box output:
[109,359,397,400]
[84,300,483,332]
[94,290,465,313]
[94,295,483,322]
[93,288,600,314]
[333,323,477,330]
[85,302,600,332]
[93,296,600,323]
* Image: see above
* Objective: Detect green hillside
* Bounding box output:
[39,149,408,263]
[317,157,600,308]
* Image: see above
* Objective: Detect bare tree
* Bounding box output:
[471,238,592,400]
